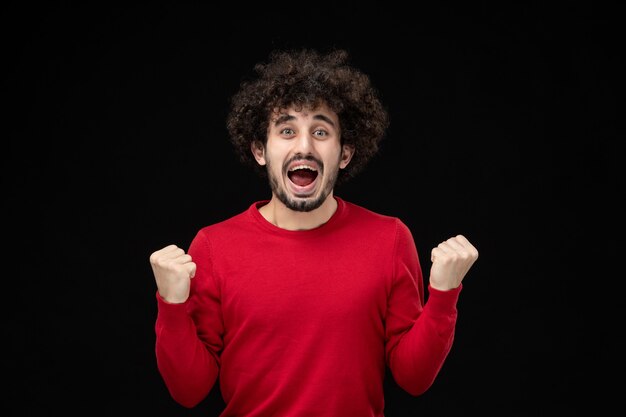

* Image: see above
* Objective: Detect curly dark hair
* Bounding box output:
[226,48,389,185]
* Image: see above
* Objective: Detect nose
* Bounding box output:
[292,132,314,154]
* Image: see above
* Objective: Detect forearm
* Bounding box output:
[155,294,219,407]
[387,285,460,396]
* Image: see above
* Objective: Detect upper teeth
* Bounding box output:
[289,165,316,171]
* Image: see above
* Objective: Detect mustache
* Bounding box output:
[283,155,323,172]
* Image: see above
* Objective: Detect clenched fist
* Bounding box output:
[149,244,197,304]
[429,235,479,291]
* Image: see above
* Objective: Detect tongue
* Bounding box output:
[290,170,316,186]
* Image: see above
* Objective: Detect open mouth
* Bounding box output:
[288,164,318,186]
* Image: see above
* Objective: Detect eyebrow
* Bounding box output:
[273,113,336,127]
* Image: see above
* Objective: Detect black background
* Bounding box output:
[2,2,622,416]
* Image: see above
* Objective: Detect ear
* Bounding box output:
[339,144,355,169]
[250,140,266,166]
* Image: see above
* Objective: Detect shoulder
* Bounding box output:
[338,197,410,235]
[187,203,259,259]
[193,202,260,240]
[338,198,418,258]
[340,197,400,222]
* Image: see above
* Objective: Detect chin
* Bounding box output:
[282,193,326,212]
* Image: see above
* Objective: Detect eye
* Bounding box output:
[313,129,328,137]
[280,128,295,136]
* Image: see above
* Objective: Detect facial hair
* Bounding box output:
[266,154,339,213]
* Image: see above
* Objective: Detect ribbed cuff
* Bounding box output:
[425,284,462,316]
[155,290,190,328]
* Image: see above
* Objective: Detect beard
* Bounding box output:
[266,156,339,212]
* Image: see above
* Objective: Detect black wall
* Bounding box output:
[3,3,621,416]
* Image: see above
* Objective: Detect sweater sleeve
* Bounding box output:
[154,230,224,407]
[385,220,462,396]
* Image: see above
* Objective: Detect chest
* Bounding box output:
[217,239,391,334]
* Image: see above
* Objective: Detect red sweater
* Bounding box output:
[155,197,461,416]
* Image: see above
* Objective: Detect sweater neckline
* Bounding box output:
[248,196,346,237]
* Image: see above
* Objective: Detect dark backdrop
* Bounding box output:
[2,2,621,416]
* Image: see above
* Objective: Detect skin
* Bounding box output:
[150,102,478,303]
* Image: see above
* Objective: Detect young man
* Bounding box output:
[149,48,479,416]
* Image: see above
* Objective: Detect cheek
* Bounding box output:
[266,144,291,164]
[329,146,346,166]
[264,152,282,173]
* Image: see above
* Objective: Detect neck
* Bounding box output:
[259,194,338,231]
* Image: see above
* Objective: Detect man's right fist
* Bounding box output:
[149,244,197,304]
